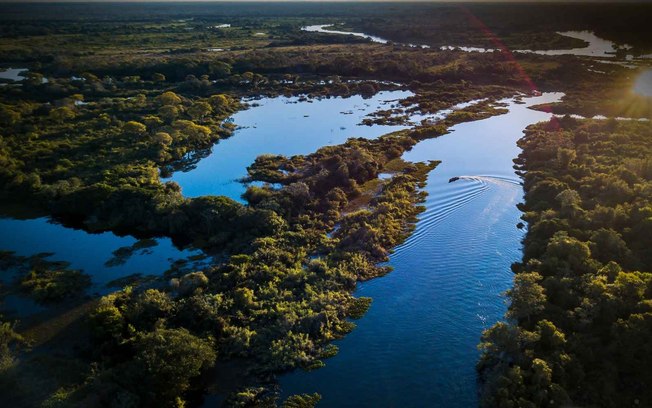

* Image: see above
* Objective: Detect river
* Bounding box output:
[303,24,644,60]
[0,77,564,405]
[279,92,563,406]
[167,88,564,405]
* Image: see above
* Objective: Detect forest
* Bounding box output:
[479,118,652,407]
[0,2,651,407]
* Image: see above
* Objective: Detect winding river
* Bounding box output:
[278,92,563,406]
[1,87,564,405]
[0,16,647,408]
[303,24,643,60]
[159,87,563,405]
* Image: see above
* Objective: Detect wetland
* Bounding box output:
[0,2,651,407]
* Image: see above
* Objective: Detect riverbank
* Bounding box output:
[280,92,563,407]
[478,117,652,407]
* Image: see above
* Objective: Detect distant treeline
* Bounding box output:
[2,2,651,52]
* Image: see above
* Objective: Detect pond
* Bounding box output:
[165,91,416,200]
[279,92,564,407]
[0,216,205,318]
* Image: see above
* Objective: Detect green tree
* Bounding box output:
[124,121,147,135]
[188,101,213,123]
[172,120,212,144]
[0,104,20,126]
[208,94,231,112]
[50,106,76,123]
[159,105,180,123]
[153,132,173,147]
[282,393,322,408]
[133,327,216,406]
[157,91,182,106]
[507,272,546,324]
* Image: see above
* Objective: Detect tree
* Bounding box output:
[0,104,20,126]
[126,289,174,330]
[152,73,166,82]
[172,120,211,145]
[555,189,581,217]
[538,320,566,349]
[529,358,553,405]
[153,132,173,147]
[542,232,594,276]
[157,91,182,106]
[143,115,164,129]
[50,106,76,123]
[124,121,147,135]
[589,228,631,266]
[507,272,546,324]
[133,327,216,406]
[612,272,646,311]
[282,393,322,408]
[188,101,213,123]
[0,320,24,371]
[479,322,534,367]
[89,297,125,343]
[556,148,576,169]
[208,94,231,112]
[129,93,147,109]
[159,105,180,123]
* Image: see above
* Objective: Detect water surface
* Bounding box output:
[302,24,634,59]
[302,24,389,45]
[280,93,563,407]
[524,31,628,58]
[167,91,415,200]
[0,67,28,81]
[0,216,203,317]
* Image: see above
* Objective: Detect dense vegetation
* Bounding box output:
[1,2,651,407]
[479,118,652,407]
[31,133,436,407]
[343,3,652,54]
